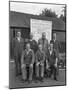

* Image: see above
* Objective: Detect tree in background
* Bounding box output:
[39,7,66,22]
[39,8,58,18]
[59,6,66,22]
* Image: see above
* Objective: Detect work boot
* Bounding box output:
[54,77,58,81]
[40,77,44,82]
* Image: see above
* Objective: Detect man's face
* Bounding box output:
[17,32,21,38]
[26,43,30,50]
[50,43,53,50]
[53,33,56,40]
[39,44,42,51]
[42,33,46,39]
[30,34,33,39]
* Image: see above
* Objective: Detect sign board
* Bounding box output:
[30,19,52,42]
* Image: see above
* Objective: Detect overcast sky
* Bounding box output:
[10,2,65,17]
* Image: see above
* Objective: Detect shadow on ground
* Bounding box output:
[9,60,66,89]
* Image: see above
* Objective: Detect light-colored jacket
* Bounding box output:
[38,38,48,55]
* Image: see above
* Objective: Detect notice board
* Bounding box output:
[30,19,52,42]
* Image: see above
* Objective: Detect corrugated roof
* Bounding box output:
[9,11,65,31]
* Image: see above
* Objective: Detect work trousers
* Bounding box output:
[15,53,21,76]
[36,63,44,78]
[49,65,57,78]
[21,64,33,81]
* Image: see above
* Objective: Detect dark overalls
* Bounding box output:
[12,37,24,76]
[46,50,58,79]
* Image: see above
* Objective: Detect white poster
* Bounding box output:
[30,19,52,42]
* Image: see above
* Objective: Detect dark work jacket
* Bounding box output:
[26,39,38,54]
[53,40,59,53]
[21,49,34,65]
[35,49,45,63]
[46,49,58,66]
[12,37,24,59]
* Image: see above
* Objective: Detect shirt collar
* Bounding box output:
[25,49,31,53]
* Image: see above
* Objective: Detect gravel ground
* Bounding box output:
[9,60,66,89]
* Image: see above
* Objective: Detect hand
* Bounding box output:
[46,64,49,69]
[54,63,57,68]
[30,64,33,67]
[36,62,40,66]
[21,64,25,68]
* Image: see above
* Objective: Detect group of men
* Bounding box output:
[12,31,59,83]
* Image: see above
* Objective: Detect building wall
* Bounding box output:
[10,27,66,58]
